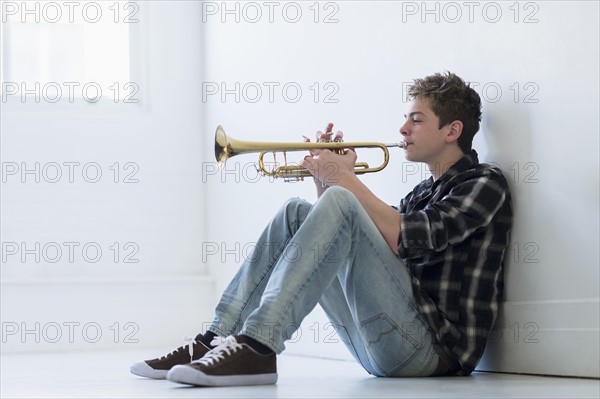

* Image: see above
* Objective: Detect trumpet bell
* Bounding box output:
[215,125,230,163]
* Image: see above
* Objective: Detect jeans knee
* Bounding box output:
[320,186,358,210]
[282,197,311,213]
[280,197,312,225]
[321,186,348,200]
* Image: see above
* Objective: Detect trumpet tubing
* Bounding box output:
[214,125,406,180]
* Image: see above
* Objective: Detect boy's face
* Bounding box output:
[400,97,452,164]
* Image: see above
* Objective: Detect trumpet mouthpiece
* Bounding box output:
[387,141,407,149]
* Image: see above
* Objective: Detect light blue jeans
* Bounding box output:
[208,186,442,377]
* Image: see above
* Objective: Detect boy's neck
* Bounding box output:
[427,147,466,181]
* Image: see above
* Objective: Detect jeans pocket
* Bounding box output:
[359,313,423,376]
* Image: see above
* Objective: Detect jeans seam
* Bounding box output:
[418,346,438,377]
[357,221,433,331]
[232,236,292,333]
[360,313,422,376]
[255,205,354,353]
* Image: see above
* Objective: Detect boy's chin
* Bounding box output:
[404,154,419,163]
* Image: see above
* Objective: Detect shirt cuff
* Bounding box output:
[398,211,434,257]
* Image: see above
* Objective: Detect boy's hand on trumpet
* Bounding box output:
[301,123,357,197]
[302,122,343,150]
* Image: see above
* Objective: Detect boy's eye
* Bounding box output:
[413,119,421,123]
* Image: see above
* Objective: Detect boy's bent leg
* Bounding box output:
[208,197,313,337]
[240,186,439,376]
[166,188,359,386]
[234,189,398,351]
[167,197,313,387]
[314,190,440,377]
[237,186,361,351]
[134,198,312,381]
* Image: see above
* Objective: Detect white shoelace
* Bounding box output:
[191,335,242,366]
[182,335,227,363]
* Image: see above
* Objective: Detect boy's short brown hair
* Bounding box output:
[407,72,482,153]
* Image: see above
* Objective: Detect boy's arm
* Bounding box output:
[302,148,401,254]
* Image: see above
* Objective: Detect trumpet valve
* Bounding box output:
[284,177,304,183]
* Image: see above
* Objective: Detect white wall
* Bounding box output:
[202,1,599,377]
[1,2,215,353]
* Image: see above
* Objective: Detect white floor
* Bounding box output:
[1,350,599,399]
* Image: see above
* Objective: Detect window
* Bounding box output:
[1,1,138,103]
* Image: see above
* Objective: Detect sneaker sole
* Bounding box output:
[130,361,168,379]
[167,364,277,386]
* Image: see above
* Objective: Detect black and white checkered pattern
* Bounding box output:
[398,150,513,375]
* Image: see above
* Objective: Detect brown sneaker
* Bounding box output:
[166,335,277,386]
[130,335,214,379]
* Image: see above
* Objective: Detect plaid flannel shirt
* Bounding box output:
[397,150,512,375]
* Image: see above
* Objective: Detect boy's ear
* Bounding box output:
[446,120,463,144]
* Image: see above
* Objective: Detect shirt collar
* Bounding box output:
[431,149,479,190]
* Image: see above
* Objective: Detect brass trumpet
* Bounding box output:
[214,125,406,180]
